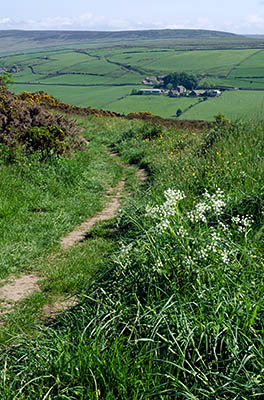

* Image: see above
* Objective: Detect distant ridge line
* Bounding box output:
[0,28,240,42]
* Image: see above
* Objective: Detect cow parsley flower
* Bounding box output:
[231,214,254,233]
[187,188,226,223]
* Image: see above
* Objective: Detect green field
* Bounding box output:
[13,83,133,108]
[2,31,264,120]
[180,90,264,120]
[109,48,259,75]
[108,95,200,117]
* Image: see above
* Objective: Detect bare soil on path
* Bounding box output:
[0,150,147,323]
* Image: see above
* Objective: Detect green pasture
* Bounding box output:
[180,90,264,120]
[38,72,142,86]
[229,49,264,77]
[137,49,258,75]
[3,42,264,119]
[62,59,119,75]
[38,74,116,85]
[0,52,54,67]
[33,52,94,73]
[13,83,133,108]
[201,75,264,89]
[12,68,43,83]
[108,94,199,117]
[107,50,178,71]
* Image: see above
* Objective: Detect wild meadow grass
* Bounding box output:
[0,115,263,399]
[0,126,122,279]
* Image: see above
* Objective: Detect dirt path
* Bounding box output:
[60,179,125,249]
[0,275,40,319]
[0,151,147,323]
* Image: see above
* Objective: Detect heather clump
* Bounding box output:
[0,82,82,161]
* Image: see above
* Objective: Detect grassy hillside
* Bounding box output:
[180,90,264,120]
[0,89,263,398]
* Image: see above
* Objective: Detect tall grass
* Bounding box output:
[0,116,263,399]
[0,112,126,281]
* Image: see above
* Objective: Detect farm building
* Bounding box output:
[142,77,158,85]
[189,90,207,97]
[138,88,162,95]
[209,89,221,97]
[176,85,187,94]
[189,89,221,97]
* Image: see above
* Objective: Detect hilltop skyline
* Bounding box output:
[1,0,264,34]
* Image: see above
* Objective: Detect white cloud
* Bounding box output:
[0,17,11,25]
[237,13,264,32]
[0,13,248,33]
[0,14,180,31]
[245,14,264,25]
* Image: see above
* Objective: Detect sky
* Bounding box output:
[1,0,264,34]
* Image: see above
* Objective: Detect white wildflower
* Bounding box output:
[197,248,209,260]
[154,259,163,273]
[221,249,230,264]
[232,214,254,233]
[187,188,226,223]
[164,188,186,203]
[176,226,188,238]
[156,219,170,234]
[120,243,133,257]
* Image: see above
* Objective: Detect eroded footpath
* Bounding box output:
[0,151,147,325]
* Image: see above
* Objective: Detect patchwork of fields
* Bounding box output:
[2,37,264,120]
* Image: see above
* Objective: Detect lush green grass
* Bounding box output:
[0,39,264,120]
[32,52,95,74]
[2,41,264,119]
[38,74,116,85]
[0,121,123,280]
[12,84,134,108]
[110,48,258,75]
[181,89,264,120]
[201,75,264,89]
[61,59,119,75]
[108,94,200,117]
[0,114,263,399]
[11,68,43,83]
[229,49,264,77]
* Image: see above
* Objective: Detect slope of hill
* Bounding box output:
[0,28,242,53]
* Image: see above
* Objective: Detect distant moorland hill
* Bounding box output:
[0,29,240,40]
[0,28,242,53]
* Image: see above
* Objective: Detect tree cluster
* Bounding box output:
[163,72,198,90]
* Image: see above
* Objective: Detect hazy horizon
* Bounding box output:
[1,0,264,34]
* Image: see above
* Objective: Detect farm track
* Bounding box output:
[0,149,147,323]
